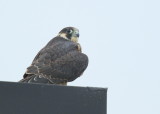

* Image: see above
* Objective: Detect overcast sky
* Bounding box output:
[0,0,160,114]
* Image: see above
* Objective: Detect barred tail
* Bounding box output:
[19,75,52,84]
[19,75,67,85]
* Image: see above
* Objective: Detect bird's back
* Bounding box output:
[20,37,88,84]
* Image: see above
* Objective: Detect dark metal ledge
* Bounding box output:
[0,81,107,114]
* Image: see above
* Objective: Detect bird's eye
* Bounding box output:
[67,29,73,34]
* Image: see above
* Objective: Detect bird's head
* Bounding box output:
[58,27,79,43]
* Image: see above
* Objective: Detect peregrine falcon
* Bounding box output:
[19,27,88,85]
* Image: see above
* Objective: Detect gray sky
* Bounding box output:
[0,0,160,114]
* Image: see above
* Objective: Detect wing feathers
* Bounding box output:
[22,37,88,84]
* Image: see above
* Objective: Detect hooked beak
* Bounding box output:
[76,33,79,37]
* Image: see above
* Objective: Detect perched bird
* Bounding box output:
[19,27,88,85]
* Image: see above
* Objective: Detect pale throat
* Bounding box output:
[71,37,78,43]
[58,33,79,43]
